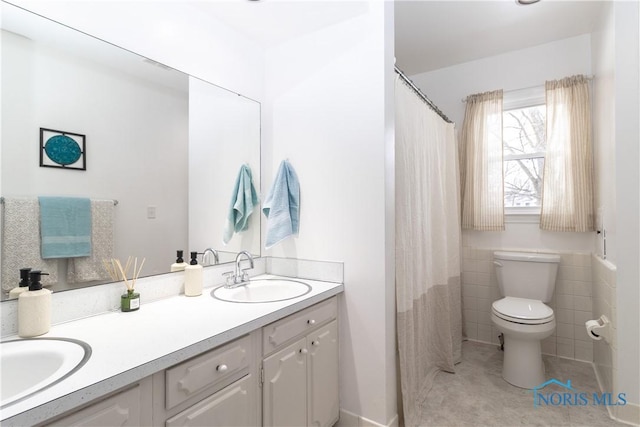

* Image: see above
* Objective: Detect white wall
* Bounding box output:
[611,0,640,413]
[591,3,616,263]
[262,3,397,425]
[410,35,595,254]
[590,0,617,403]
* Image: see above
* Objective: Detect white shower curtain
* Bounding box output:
[395,76,462,427]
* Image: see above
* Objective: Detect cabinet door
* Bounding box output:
[262,337,307,427]
[307,320,339,427]
[165,374,256,427]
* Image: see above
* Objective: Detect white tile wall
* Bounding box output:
[462,246,595,362]
[591,255,617,398]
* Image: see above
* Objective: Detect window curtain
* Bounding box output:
[540,75,594,231]
[395,76,462,427]
[460,90,504,231]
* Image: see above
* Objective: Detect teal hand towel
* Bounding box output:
[223,164,259,244]
[39,196,92,259]
[262,160,300,249]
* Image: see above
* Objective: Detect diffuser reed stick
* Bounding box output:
[103,256,146,291]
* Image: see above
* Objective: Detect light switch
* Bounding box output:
[147,206,157,219]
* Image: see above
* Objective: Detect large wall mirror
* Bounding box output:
[0,3,261,300]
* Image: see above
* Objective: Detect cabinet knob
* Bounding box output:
[299,348,308,354]
[307,319,316,325]
[216,364,228,372]
[312,340,320,346]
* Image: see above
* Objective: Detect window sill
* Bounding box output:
[505,211,540,224]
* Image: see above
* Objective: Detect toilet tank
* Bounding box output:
[493,251,561,303]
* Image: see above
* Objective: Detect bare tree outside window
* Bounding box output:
[503,105,546,208]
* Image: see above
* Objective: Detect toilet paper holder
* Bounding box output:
[585,315,610,343]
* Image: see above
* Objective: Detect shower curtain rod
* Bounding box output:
[395,65,453,124]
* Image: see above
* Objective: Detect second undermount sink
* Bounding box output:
[212,279,312,303]
[1,338,91,408]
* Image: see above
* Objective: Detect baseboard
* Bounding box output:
[335,409,399,427]
[612,402,640,427]
[589,362,639,426]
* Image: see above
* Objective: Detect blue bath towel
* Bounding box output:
[39,196,92,259]
[263,160,300,249]
[223,164,259,244]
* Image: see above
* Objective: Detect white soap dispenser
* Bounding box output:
[18,270,51,337]
[8,268,31,299]
[184,251,203,297]
[171,250,188,272]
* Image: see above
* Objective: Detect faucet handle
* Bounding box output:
[240,269,251,282]
[222,271,235,287]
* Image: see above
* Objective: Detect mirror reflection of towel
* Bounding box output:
[262,160,300,249]
[223,164,259,244]
[69,200,114,283]
[39,196,92,259]
[1,198,58,292]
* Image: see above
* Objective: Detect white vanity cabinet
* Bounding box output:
[262,297,339,427]
[15,290,342,427]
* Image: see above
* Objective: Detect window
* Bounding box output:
[503,104,546,210]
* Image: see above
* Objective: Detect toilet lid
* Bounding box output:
[492,297,554,324]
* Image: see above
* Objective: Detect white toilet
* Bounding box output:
[491,251,561,389]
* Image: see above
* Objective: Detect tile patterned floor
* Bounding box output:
[417,341,623,426]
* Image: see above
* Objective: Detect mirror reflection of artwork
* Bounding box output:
[40,128,86,170]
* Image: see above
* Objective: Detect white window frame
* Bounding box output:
[502,86,546,220]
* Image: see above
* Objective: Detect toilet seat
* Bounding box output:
[492,297,554,325]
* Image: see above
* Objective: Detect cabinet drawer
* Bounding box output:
[165,374,256,427]
[263,296,337,355]
[165,335,251,409]
[45,383,146,427]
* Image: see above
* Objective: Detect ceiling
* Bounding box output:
[192,0,605,76]
[190,1,367,48]
[395,0,606,75]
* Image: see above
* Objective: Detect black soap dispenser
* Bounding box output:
[18,270,51,337]
[9,268,32,299]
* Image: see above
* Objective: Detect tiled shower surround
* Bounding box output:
[462,247,598,362]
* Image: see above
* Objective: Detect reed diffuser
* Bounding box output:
[104,257,145,312]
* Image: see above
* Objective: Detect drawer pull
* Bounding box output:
[299,348,308,355]
[307,319,316,325]
[312,340,320,346]
[216,364,228,372]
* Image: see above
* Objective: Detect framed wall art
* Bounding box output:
[40,127,86,170]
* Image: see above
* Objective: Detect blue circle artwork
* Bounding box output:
[44,135,82,166]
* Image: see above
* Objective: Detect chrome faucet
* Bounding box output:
[224,251,254,288]
[202,248,219,266]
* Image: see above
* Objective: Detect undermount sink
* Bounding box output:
[212,279,312,303]
[1,338,91,408]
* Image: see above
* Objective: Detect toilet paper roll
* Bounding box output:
[586,319,604,340]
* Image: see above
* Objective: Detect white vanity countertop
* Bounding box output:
[0,274,343,426]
